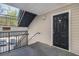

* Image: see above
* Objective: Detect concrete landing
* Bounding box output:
[0,42,77,56]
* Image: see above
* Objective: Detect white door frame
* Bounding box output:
[51,10,71,52]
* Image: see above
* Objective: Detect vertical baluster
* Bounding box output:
[18,33,20,48]
[0,32,2,53]
[17,32,18,48]
[15,35,17,49]
[26,31,28,46]
[20,32,21,48]
[3,32,4,53]
[0,32,1,53]
[17,35,19,48]
[8,32,10,51]
[6,32,8,52]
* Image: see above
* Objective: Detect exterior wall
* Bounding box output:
[28,15,51,45]
[28,4,79,55]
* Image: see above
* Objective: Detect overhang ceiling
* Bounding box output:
[6,3,71,15]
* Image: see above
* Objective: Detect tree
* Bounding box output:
[7,10,17,26]
[0,4,18,26]
[7,10,17,16]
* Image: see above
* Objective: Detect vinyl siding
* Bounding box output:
[28,4,79,55]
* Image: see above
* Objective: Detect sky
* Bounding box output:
[0,3,20,16]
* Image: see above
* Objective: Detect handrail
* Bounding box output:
[16,31,28,47]
[28,32,40,41]
[0,31,28,38]
[16,32,40,47]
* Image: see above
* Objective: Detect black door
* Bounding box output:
[53,12,69,50]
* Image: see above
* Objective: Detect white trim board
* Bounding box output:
[51,10,71,52]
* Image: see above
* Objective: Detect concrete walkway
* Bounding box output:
[0,42,77,56]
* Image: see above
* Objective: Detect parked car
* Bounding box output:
[0,40,7,46]
[8,39,16,45]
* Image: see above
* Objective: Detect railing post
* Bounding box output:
[3,32,4,53]
[16,36,17,48]
[26,31,28,46]
[8,32,10,51]
[19,32,21,48]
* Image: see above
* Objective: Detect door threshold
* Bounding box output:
[53,45,69,52]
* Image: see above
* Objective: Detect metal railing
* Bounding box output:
[0,31,28,54]
[28,32,40,41]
